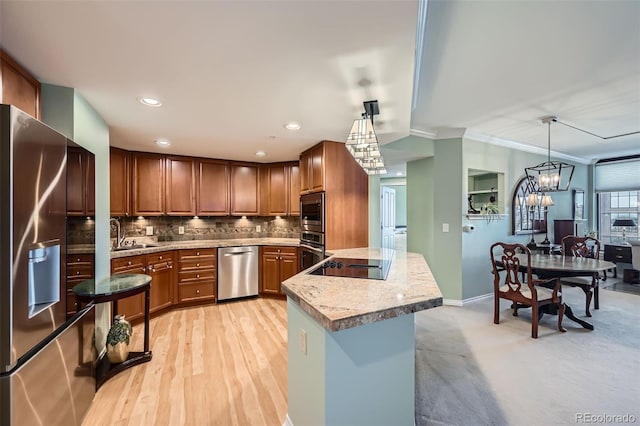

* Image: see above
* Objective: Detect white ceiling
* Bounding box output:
[1,0,639,171]
[412,0,640,162]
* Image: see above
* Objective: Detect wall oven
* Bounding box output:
[300,192,325,269]
[301,192,324,232]
[300,243,325,270]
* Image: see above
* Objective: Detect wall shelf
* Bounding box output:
[466,214,508,220]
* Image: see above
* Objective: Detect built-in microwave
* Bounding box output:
[300,192,324,233]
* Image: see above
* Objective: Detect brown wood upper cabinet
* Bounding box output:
[230,162,260,216]
[1,49,41,119]
[261,162,300,216]
[110,148,130,217]
[197,159,230,216]
[166,156,196,215]
[299,144,325,194]
[132,152,165,216]
[289,164,300,215]
[67,147,95,216]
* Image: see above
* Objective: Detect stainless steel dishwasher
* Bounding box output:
[217,246,259,301]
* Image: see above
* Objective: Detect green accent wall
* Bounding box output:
[41,84,111,350]
[407,157,434,264]
[401,135,590,302]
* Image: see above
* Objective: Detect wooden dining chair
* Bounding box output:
[560,235,601,317]
[490,242,565,338]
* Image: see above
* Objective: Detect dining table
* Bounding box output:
[513,253,616,329]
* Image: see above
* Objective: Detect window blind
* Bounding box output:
[594,158,640,192]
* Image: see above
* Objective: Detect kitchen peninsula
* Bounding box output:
[282,248,442,426]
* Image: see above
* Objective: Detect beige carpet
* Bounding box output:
[415,284,640,425]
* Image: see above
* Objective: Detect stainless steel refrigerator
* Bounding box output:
[0,104,96,425]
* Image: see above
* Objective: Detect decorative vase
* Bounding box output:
[106,314,133,364]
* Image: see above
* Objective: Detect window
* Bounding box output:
[512,176,547,235]
[597,191,640,244]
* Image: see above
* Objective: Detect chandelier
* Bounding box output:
[346,100,387,175]
[524,116,574,192]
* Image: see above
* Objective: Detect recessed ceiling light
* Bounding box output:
[255,150,267,157]
[396,172,404,176]
[138,97,162,107]
[284,122,300,131]
[155,138,171,147]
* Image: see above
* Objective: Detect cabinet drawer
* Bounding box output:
[178,248,216,262]
[67,253,93,266]
[178,270,216,284]
[604,245,632,263]
[111,255,146,274]
[262,246,298,256]
[67,265,93,278]
[178,283,215,303]
[147,251,175,272]
[178,259,216,272]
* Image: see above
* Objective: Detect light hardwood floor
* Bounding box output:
[83,298,288,426]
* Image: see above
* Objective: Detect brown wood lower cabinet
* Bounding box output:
[66,253,94,318]
[111,255,147,322]
[147,251,175,313]
[177,248,217,303]
[111,252,176,321]
[261,246,299,296]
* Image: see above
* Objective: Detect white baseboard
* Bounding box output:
[444,292,493,307]
[283,413,293,426]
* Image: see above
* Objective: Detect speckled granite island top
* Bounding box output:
[282,247,443,332]
[101,238,299,258]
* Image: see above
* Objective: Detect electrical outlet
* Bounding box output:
[256,225,261,232]
[146,226,154,236]
[178,226,185,235]
[442,223,449,233]
[299,329,307,355]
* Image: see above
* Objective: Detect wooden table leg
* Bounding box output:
[144,285,150,353]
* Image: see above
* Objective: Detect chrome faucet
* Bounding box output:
[110,218,126,248]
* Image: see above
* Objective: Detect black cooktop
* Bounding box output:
[308,257,391,280]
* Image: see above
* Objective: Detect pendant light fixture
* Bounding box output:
[346,100,387,175]
[525,116,575,192]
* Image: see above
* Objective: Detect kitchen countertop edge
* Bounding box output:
[281,247,443,332]
[69,238,300,257]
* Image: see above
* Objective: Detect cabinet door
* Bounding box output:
[111,256,146,322]
[230,163,260,216]
[86,153,95,216]
[1,50,41,119]
[288,164,300,216]
[299,150,311,194]
[166,156,195,215]
[266,164,288,216]
[147,252,174,313]
[197,159,230,216]
[66,148,85,216]
[280,253,299,284]
[132,153,165,216]
[261,253,281,295]
[110,148,130,217]
[310,144,325,192]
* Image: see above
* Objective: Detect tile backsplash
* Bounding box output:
[67,216,300,245]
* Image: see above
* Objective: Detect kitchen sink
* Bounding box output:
[111,243,158,251]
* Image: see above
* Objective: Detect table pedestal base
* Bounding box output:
[95,351,152,389]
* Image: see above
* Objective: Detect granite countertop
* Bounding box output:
[68,238,300,257]
[281,247,443,332]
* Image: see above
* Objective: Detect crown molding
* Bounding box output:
[463,130,592,165]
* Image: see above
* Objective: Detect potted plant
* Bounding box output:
[106,314,133,363]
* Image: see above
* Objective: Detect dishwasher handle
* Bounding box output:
[223,251,253,256]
